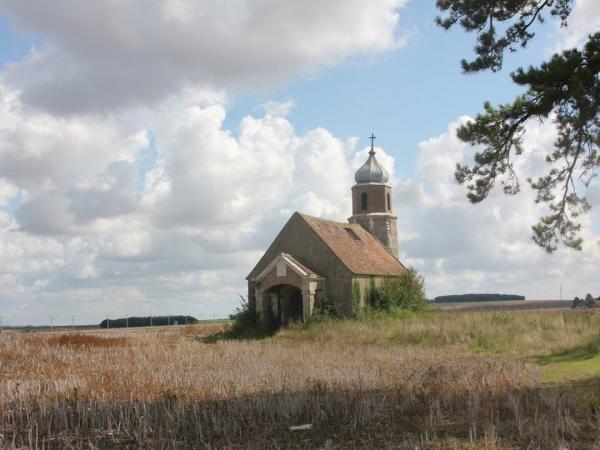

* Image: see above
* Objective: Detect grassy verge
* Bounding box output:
[277,309,600,383]
[532,333,600,383]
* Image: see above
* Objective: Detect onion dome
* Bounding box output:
[355,135,389,184]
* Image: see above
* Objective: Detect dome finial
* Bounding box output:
[354,133,389,184]
[369,133,376,155]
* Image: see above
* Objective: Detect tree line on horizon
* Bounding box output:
[99,315,198,329]
[433,294,526,303]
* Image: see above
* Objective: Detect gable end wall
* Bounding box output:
[247,213,354,315]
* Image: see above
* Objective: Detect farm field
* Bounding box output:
[1,319,231,334]
[1,310,599,449]
[434,299,573,312]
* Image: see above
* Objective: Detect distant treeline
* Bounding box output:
[99,316,198,329]
[434,294,526,303]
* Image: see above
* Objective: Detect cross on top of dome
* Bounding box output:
[354,133,389,184]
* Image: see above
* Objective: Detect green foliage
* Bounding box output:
[352,281,361,314]
[436,0,572,73]
[312,296,339,321]
[572,293,600,309]
[227,296,271,338]
[365,277,378,309]
[366,269,429,312]
[437,0,599,252]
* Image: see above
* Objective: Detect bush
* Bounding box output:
[573,294,600,309]
[367,268,429,312]
[311,297,338,321]
[226,296,277,339]
[228,296,259,336]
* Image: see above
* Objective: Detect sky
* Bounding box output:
[0,0,599,326]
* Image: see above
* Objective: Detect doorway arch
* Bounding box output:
[265,284,303,328]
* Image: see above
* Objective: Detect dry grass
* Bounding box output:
[0,315,599,449]
[280,309,600,358]
[46,333,130,348]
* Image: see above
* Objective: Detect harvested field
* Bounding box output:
[435,300,573,312]
[1,312,599,449]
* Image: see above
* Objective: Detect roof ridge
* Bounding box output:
[296,211,346,225]
[296,212,367,231]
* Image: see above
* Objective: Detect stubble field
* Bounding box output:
[1,310,599,449]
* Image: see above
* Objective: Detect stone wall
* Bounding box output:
[351,184,392,215]
[260,265,304,292]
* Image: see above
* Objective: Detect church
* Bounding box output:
[247,137,407,327]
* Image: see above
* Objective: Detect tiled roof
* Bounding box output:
[298,213,406,276]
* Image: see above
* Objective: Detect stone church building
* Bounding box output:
[247,139,407,326]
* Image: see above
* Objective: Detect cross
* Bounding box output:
[369,133,376,149]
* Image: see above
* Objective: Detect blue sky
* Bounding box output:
[0,17,33,64]
[0,0,598,325]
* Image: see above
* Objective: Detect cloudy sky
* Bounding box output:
[0,1,599,325]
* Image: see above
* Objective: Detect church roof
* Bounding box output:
[247,212,406,280]
[298,213,405,276]
[354,148,390,184]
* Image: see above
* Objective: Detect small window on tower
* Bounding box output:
[387,193,391,211]
[361,192,368,211]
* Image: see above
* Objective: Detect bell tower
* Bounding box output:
[348,134,398,257]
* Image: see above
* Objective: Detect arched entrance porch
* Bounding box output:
[250,253,325,327]
[265,284,303,328]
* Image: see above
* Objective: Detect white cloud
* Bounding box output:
[261,100,295,118]
[0,179,18,206]
[552,0,600,51]
[0,83,367,325]
[0,0,412,324]
[145,103,296,228]
[397,118,600,300]
[0,85,147,193]
[0,0,408,114]
[0,85,148,236]
[0,92,599,324]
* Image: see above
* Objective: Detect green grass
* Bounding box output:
[532,332,600,382]
[537,354,600,382]
[278,309,600,383]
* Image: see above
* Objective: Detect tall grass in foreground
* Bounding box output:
[0,315,599,448]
